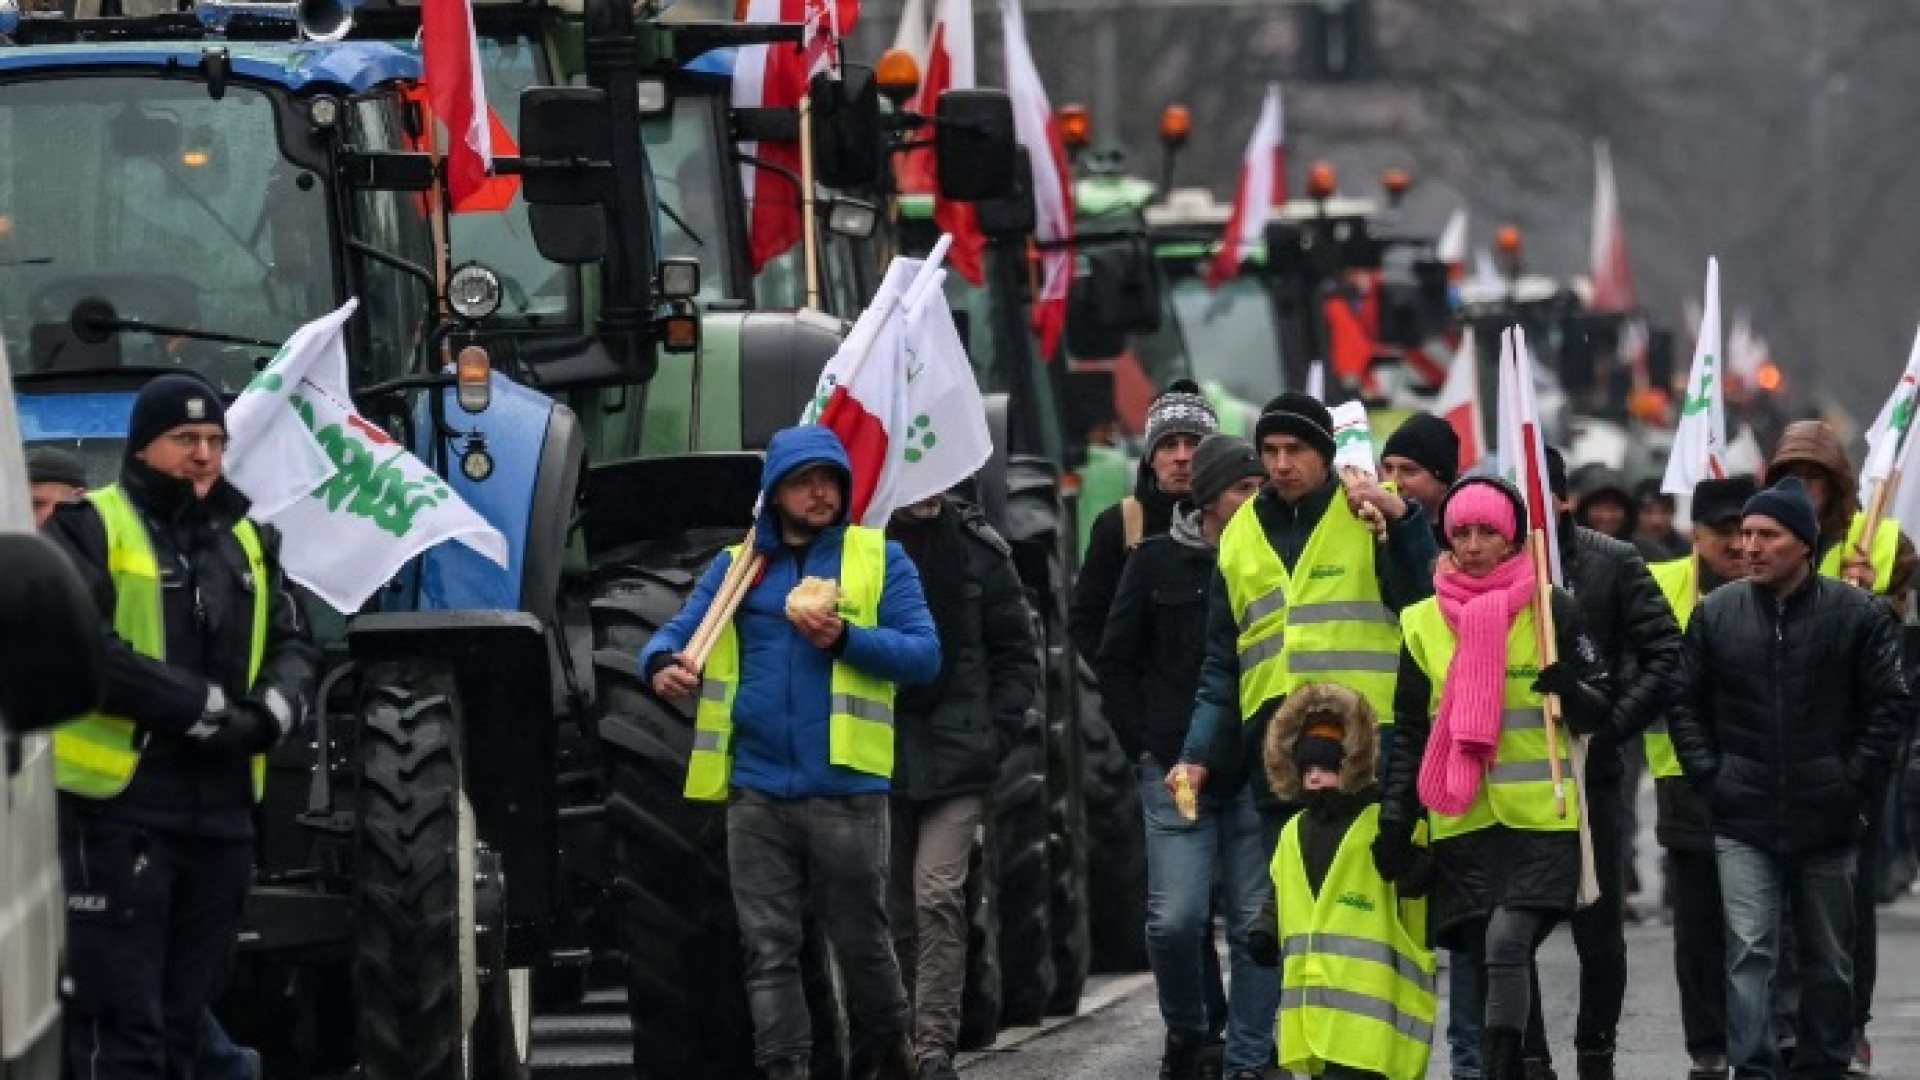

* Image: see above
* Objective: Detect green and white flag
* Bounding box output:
[1329,400,1376,476]
[1660,257,1726,495]
[1861,324,1920,486]
[225,299,507,612]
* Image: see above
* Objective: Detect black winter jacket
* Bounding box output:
[1560,522,1684,779]
[888,502,1039,802]
[1069,463,1177,665]
[1095,507,1212,772]
[1669,572,1909,857]
[44,461,320,838]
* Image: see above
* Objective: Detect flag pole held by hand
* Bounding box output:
[1527,529,1567,820]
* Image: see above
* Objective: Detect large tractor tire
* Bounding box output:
[352,660,524,1079]
[956,821,1002,1049]
[591,533,846,1080]
[992,703,1055,1026]
[1039,584,1089,1016]
[1079,674,1149,974]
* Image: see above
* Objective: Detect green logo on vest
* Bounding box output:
[1506,664,1539,680]
[1308,564,1346,581]
[1336,891,1376,913]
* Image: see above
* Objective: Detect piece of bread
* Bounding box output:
[785,576,841,620]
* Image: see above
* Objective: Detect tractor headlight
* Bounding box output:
[308,96,342,131]
[448,262,503,321]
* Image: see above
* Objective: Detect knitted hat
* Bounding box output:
[1189,434,1265,509]
[1743,475,1819,553]
[1292,717,1347,775]
[1380,412,1461,486]
[1441,476,1529,546]
[1692,476,1759,526]
[1253,392,1336,462]
[25,446,88,488]
[1142,379,1218,455]
[127,373,226,455]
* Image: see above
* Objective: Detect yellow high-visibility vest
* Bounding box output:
[56,484,268,801]
[1217,493,1402,725]
[1817,510,1900,594]
[1272,802,1436,1080]
[684,526,895,801]
[1400,596,1580,838]
[1643,557,1694,780]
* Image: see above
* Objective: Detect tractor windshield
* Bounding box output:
[642,79,745,304]
[0,75,333,392]
[1169,275,1285,406]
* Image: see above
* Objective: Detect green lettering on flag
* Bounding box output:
[1682,354,1716,417]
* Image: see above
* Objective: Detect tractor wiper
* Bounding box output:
[660,201,705,249]
[0,256,53,266]
[70,297,279,350]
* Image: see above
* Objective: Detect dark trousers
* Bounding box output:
[59,809,254,1080]
[728,789,909,1068]
[1522,761,1628,1058]
[1668,847,1728,1060]
[1852,801,1881,1031]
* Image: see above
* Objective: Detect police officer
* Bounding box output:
[43,374,319,1078]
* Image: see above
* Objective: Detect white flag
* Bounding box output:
[1305,359,1326,401]
[225,301,354,520]
[1861,324,1920,486]
[225,302,508,612]
[1436,206,1468,266]
[0,340,29,534]
[1661,258,1726,495]
[1727,310,1764,388]
[1329,401,1377,476]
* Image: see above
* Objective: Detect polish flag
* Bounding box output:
[1207,83,1284,288]
[733,0,860,272]
[1435,328,1487,470]
[802,0,843,79]
[1589,139,1635,312]
[1496,325,1563,584]
[421,0,493,207]
[1436,206,1468,273]
[892,0,927,59]
[1002,0,1073,357]
[896,0,984,283]
[1323,292,1374,386]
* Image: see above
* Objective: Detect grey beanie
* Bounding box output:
[1190,434,1265,509]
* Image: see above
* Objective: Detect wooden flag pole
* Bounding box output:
[799,88,823,311]
[1527,529,1568,821]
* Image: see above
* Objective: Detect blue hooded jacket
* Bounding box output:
[638,426,942,798]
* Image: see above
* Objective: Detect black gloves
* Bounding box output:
[1372,821,1418,883]
[182,684,295,756]
[1530,660,1583,701]
[1248,889,1280,967]
[1531,661,1608,737]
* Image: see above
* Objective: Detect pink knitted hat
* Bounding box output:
[1444,480,1519,544]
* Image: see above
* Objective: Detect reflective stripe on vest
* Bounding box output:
[1217,494,1402,725]
[1272,803,1436,1080]
[1643,557,1694,780]
[56,485,269,801]
[1400,597,1580,839]
[684,526,894,802]
[1818,510,1899,593]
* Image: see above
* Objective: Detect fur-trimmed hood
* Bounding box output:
[1263,682,1379,800]
[1766,419,1858,548]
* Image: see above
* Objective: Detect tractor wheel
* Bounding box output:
[992,701,1054,1027]
[1080,675,1149,974]
[353,659,515,1079]
[956,817,1002,1050]
[591,533,844,1080]
[1039,577,1088,1016]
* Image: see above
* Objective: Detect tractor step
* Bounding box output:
[531,989,634,1079]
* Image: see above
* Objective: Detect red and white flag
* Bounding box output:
[421,0,493,207]
[1207,83,1284,288]
[802,0,843,80]
[805,236,993,523]
[733,0,860,272]
[891,0,927,58]
[1436,206,1468,269]
[1435,328,1487,470]
[1001,0,1073,357]
[894,0,984,283]
[1497,325,1563,584]
[1588,139,1635,312]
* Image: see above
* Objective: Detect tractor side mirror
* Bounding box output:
[975,154,1035,239]
[810,68,883,190]
[518,86,614,264]
[933,89,1015,202]
[1067,236,1163,356]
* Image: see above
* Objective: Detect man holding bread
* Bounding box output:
[641,424,943,1080]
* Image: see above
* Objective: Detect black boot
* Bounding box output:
[1484,1027,1526,1080]
[1160,1029,1205,1080]
[849,1031,916,1080]
[766,1058,811,1080]
[1575,1049,1613,1080]
[1523,1058,1560,1080]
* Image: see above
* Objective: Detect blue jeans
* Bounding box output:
[1715,837,1856,1079]
[1140,767,1280,1071]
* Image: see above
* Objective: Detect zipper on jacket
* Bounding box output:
[1773,593,1787,843]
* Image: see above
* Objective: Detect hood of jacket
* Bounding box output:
[1263,681,1379,800]
[755,426,853,550]
[1766,420,1858,544]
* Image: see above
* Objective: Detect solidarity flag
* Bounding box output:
[1001,0,1074,357]
[1862,324,1920,486]
[225,300,508,612]
[1660,258,1726,494]
[1588,140,1635,312]
[1207,83,1284,288]
[1329,401,1377,476]
[1496,325,1562,584]
[804,235,993,524]
[1434,328,1486,470]
[421,0,493,206]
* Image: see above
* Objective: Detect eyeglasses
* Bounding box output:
[164,431,228,452]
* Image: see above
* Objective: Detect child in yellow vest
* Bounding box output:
[1255,682,1436,1080]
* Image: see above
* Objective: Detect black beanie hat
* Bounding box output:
[25,446,88,488]
[1253,392,1336,462]
[1743,475,1819,554]
[1692,476,1760,527]
[1190,434,1266,509]
[1143,379,1218,455]
[1380,412,1461,486]
[127,374,226,456]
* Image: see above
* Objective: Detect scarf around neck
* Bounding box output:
[1417,552,1537,815]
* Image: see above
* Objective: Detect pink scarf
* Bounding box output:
[1417,552,1537,816]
